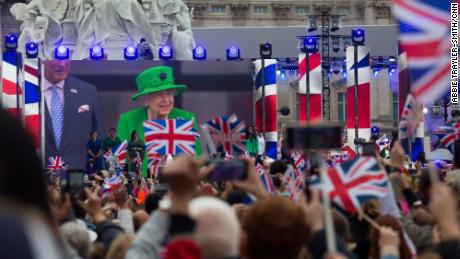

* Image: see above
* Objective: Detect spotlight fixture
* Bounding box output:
[302,37,318,53]
[25,42,38,58]
[89,46,104,60]
[330,15,341,32]
[371,126,380,136]
[159,45,173,60]
[193,46,207,60]
[331,61,342,75]
[5,33,18,50]
[351,28,365,45]
[388,56,396,62]
[124,44,138,60]
[373,66,380,77]
[308,15,318,32]
[388,65,396,75]
[331,36,341,53]
[226,46,241,60]
[54,45,70,60]
[259,43,272,58]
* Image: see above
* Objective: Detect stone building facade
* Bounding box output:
[184,0,394,28]
[0,0,399,130]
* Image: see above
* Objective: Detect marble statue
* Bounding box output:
[152,0,195,60]
[10,0,65,59]
[74,0,158,59]
[73,0,95,59]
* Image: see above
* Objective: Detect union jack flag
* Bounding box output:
[113,140,128,165]
[47,156,66,172]
[433,123,460,152]
[259,169,276,195]
[291,152,306,171]
[144,119,199,156]
[392,0,450,104]
[285,165,306,200]
[312,157,388,213]
[330,151,349,164]
[202,114,246,155]
[148,152,166,179]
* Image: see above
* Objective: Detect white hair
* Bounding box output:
[188,197,240,259]
[59,222,90,259]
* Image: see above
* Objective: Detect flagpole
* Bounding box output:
[306,53,310,124]
[252,68,256,125]
[318,154,336,252]
[353,44,359,154]
[40,58,46,167]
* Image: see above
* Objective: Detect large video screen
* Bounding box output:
[43,60,254,171]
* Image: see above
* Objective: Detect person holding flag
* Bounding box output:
[116,66,202,176]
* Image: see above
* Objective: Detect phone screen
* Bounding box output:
[63,169,85,194]
[362,143,377,157]
[287,125,343,150]
[209,159,248,181]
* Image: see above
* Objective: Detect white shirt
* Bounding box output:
[257,134,265,155]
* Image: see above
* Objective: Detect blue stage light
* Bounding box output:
[351,28,365,45]
[124,44,138,60]
[259,43,272,58]
[90,46,104,60]
[193,46,207,60]
[25,42,38,58]
[5,33,18,50]
[371,126,380,136]
[226,46,240,60]
[159,45,173,60]
[373,67,380,77]
[302,37,318,53]
[388,66,396,76]
[54,45,70,60]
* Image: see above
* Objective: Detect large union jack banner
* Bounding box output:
[202,114,246,154]
[144,119,199,156]
[392,0,450,104]
[313,157,388,213]
[433,123,460,152]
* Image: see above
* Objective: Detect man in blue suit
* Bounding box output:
[44,60,102,170]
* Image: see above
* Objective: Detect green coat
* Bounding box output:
[117,107,202,176]
[246,135,258,155]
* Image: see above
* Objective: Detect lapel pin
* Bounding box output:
[71,88,78,94]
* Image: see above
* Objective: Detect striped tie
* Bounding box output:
[50,85,63,149]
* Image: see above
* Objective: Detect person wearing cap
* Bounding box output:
[116,66,202,176]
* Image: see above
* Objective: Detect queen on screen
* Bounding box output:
[116,66,202,174]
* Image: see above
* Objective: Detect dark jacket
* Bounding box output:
[45,76,102,170]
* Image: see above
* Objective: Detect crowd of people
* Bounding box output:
[2,106,460,259]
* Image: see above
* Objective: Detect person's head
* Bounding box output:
[268,160,288,190]
[130,130,138,141]
[254,126,259,134]
[60,222,91,259]
[245,125,255,138]
[132,66,187,118]
[0,109,51,219]
[108,128,116,137]
[418,168,444,204]
[105,234,135,259]
[44,60,70,84]
[90,131,98,140]
[369,215,412,259]
[142,89,175,118]
[188,197,240,259]
[242,197,309,259]
[133,210,149,232]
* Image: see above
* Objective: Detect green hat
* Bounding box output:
[131,66,187,101]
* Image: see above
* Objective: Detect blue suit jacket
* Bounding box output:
[45,76,102,170]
